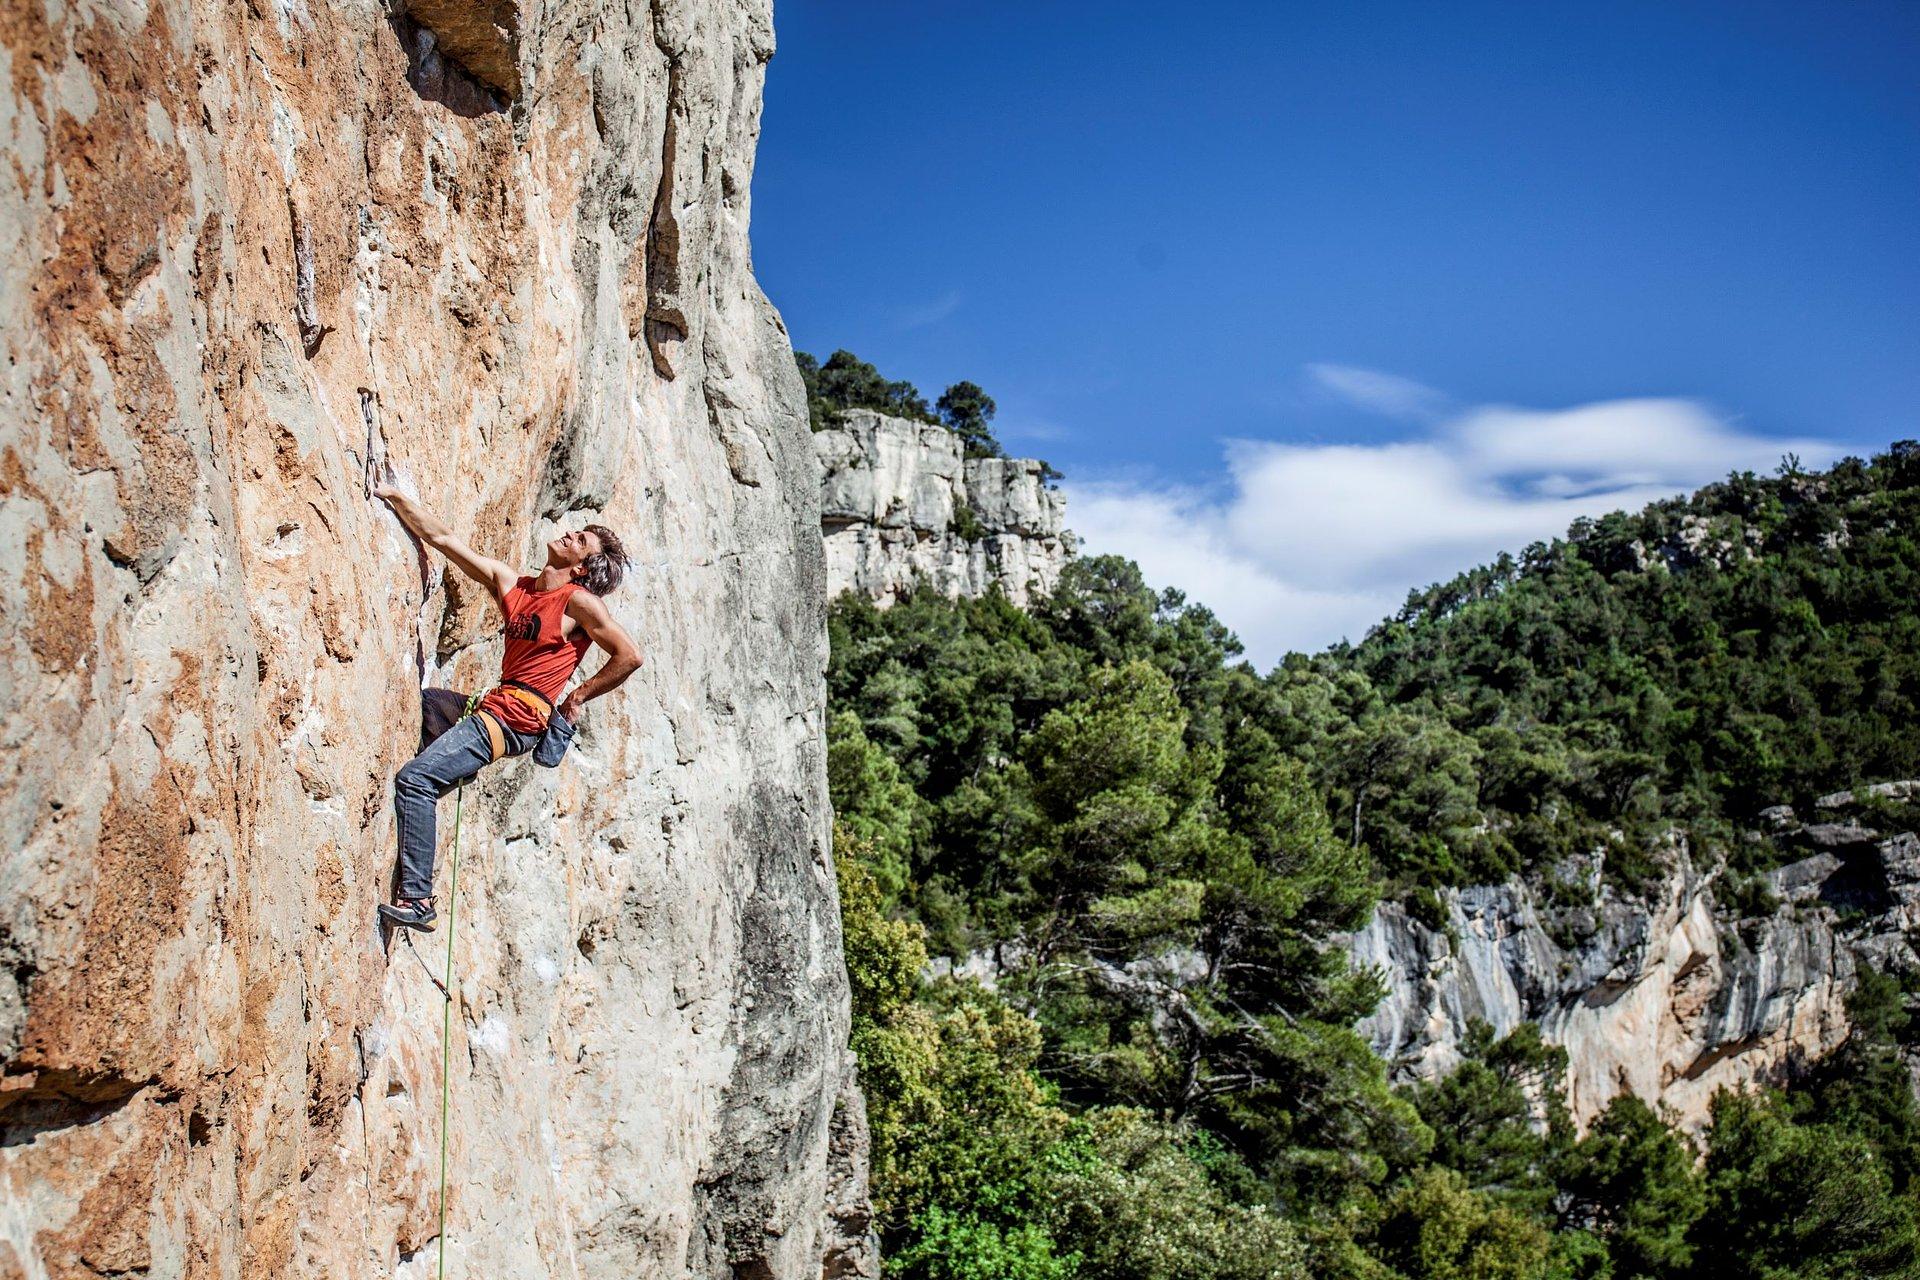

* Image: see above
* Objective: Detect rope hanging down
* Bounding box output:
[399,777,464,1276]
[436,778,464,1280]
[427,691,487,1277]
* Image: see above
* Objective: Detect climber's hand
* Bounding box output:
[372,483,399,503]
[557,692,585,725]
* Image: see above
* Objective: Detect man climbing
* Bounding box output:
[372,485,642,930]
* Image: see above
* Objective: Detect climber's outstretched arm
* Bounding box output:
[558,590,643,721]
[373,485,516,603]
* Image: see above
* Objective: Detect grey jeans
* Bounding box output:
[393,691,535,900]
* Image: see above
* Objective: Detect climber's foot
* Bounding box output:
[378,898,437,932]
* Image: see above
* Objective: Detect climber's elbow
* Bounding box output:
[613,644,643,677]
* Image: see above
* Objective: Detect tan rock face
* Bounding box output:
[0,1,851,1276]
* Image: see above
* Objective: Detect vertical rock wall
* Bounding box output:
[0,1,852,1276]
[815,409,1073,607]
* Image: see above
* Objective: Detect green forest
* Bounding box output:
[798,348,1008,460]
[824,421,1920,1279]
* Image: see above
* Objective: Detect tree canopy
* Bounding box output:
[797,349,1009,459]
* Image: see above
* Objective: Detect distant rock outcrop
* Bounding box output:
[815,410,1074,607]
[1352,794,1920,1130]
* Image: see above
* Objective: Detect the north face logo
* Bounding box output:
[505,613,542,642]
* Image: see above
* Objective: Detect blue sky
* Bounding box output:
[753,0,1920,665]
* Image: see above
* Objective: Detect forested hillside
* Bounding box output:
[828,442,1920,1279]
[1346,443,1920,889]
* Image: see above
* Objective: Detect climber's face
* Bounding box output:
[546,528,605,580]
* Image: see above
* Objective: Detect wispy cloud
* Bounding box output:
[893,289,966,331]
[999,417,1073,444]
[1305,362,1451,421]
[1066,375,1845,668]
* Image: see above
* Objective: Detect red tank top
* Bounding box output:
[478,577,591,733]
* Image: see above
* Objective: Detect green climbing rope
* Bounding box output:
[435,694,486,1278]
[437,776,462,1280]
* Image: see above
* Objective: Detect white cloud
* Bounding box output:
[1305,363,1451,421]
[892,289,965,331]
[998,417,1073,444]
[1068,482,1394,663]
[1065,384,1843,669]
[1453,398,1776,488]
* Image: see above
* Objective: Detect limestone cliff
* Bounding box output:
[815,409,1073,607]
[0,1,857,1276]
[1352,793,1920,1129]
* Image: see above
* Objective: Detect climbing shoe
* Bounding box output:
[378,899,438,932]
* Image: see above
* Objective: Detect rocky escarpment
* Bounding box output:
[0,2,859,1276]
[816,409,1073,606]
[1353,793,1920,1129]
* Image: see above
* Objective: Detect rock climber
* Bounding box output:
[371,485,642,931]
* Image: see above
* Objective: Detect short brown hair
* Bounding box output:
[579,524,631,596]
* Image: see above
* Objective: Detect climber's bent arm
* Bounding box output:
[373,485,516,603]
[558,590,643,720]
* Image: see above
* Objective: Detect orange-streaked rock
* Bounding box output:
[0,1,858,1275]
